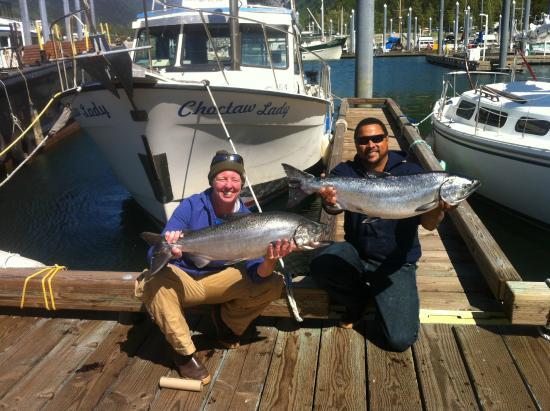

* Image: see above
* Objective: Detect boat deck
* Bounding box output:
[0,99,548,409]
[0,311,548,410]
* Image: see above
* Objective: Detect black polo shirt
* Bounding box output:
[330,151,424,264]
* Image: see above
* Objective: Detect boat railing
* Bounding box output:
[438,71,510,118]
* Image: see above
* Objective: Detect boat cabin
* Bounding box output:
[446,81,550,140]
[129,0,306,94]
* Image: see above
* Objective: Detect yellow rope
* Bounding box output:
[0,91,62,158]
[20,265,66,310]
[47,265,64,310]
[20,266,52,309]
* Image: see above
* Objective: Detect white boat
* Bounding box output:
[62,0,332,223]
[301,35,347,61]
[431,72,550,225]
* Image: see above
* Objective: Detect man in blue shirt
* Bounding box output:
[135,150,294,384]
[310,117,451,352]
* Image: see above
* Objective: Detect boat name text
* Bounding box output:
[178,100,290,118]
[78,102,111,119]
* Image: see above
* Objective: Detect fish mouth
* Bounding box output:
[464,180,481,198]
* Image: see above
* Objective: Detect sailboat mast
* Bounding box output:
[321,0,325,40]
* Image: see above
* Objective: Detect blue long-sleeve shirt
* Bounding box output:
[147,188,265,282]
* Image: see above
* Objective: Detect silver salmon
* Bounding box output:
[141,211,327,276]
[283,163,480,219]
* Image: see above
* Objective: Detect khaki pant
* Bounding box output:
[135,264,283,355]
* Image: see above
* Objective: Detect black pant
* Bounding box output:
[310,242,419,352]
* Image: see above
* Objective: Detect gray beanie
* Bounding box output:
[208,150,245,183]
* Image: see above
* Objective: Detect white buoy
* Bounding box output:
[0,250,45,268]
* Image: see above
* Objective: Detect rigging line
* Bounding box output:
[203,81,262,212]
[0,78,23,134]
[203,81,303,322]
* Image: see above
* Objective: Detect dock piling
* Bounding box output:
[499,0,511,69]
[438,0,444,55]
[355,0,374,98]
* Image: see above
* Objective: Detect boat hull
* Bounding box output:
[70,83,329,222]
[432,118,550,225]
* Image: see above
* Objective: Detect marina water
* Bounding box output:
[1,56,548,280]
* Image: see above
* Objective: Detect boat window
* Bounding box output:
[476,107,508,128]
[134,26,179,68]
[181,24,231,67]
[515,117,550,136]
[241,24,288,69]
[456,100,476,120]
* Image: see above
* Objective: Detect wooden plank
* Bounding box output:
[367,322,422,411]
[314,323,367,410]
[0,319,115,410]
[454,325,536,409]
[224,320,279,410]
[259,318,321,410]
[413,324,478,410]
[43,319,152,411]
[95,327,172,410]
[503,281,550,325]
[0,318,78,399]
[203,327,259,411]
[502,326,550,408]
[148,315,225,410]
[419,291,502,313]
[0,315,45,354]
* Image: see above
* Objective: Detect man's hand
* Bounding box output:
[164,230,183,258]
[319,173,338,207]
[420,200,457,231]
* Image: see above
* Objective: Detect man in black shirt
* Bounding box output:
[310,117,452,351]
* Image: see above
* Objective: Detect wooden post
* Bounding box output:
[383,97,522,300]
[503,281,550,325]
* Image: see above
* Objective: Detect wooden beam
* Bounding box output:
[384,97,522,300]
[503,281,550,325]
[0,269,329,318]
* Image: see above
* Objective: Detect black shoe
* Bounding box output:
[174,353,211,384]
[338,306,364,329]
[210,305,241,349]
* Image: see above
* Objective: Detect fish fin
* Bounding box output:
[187,254,212,269]
[223,258,248,265]
[148,245,173,276]
[140,232,163,246]
[282,163,314,208]
[361,217,381,224]
[415,200,439,213]
[365,171,391,179]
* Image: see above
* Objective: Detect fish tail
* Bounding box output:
[140,232,172,277]
[282,163,314,208]
[140,232,164,246]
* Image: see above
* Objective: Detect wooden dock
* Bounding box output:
[0,99,548,409]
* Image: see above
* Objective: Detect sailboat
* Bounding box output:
[301,3,347,61]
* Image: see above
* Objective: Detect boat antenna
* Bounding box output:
[463,57,475,90]
[516,47,538,81]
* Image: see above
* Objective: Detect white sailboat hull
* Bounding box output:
[71,83,329,223]
[302,44,343,61]
[432,117,550,225]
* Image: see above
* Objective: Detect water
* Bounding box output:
[1,56,549,280]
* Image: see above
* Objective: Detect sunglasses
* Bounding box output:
[355,134,386,145]
[211,152,244,165]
